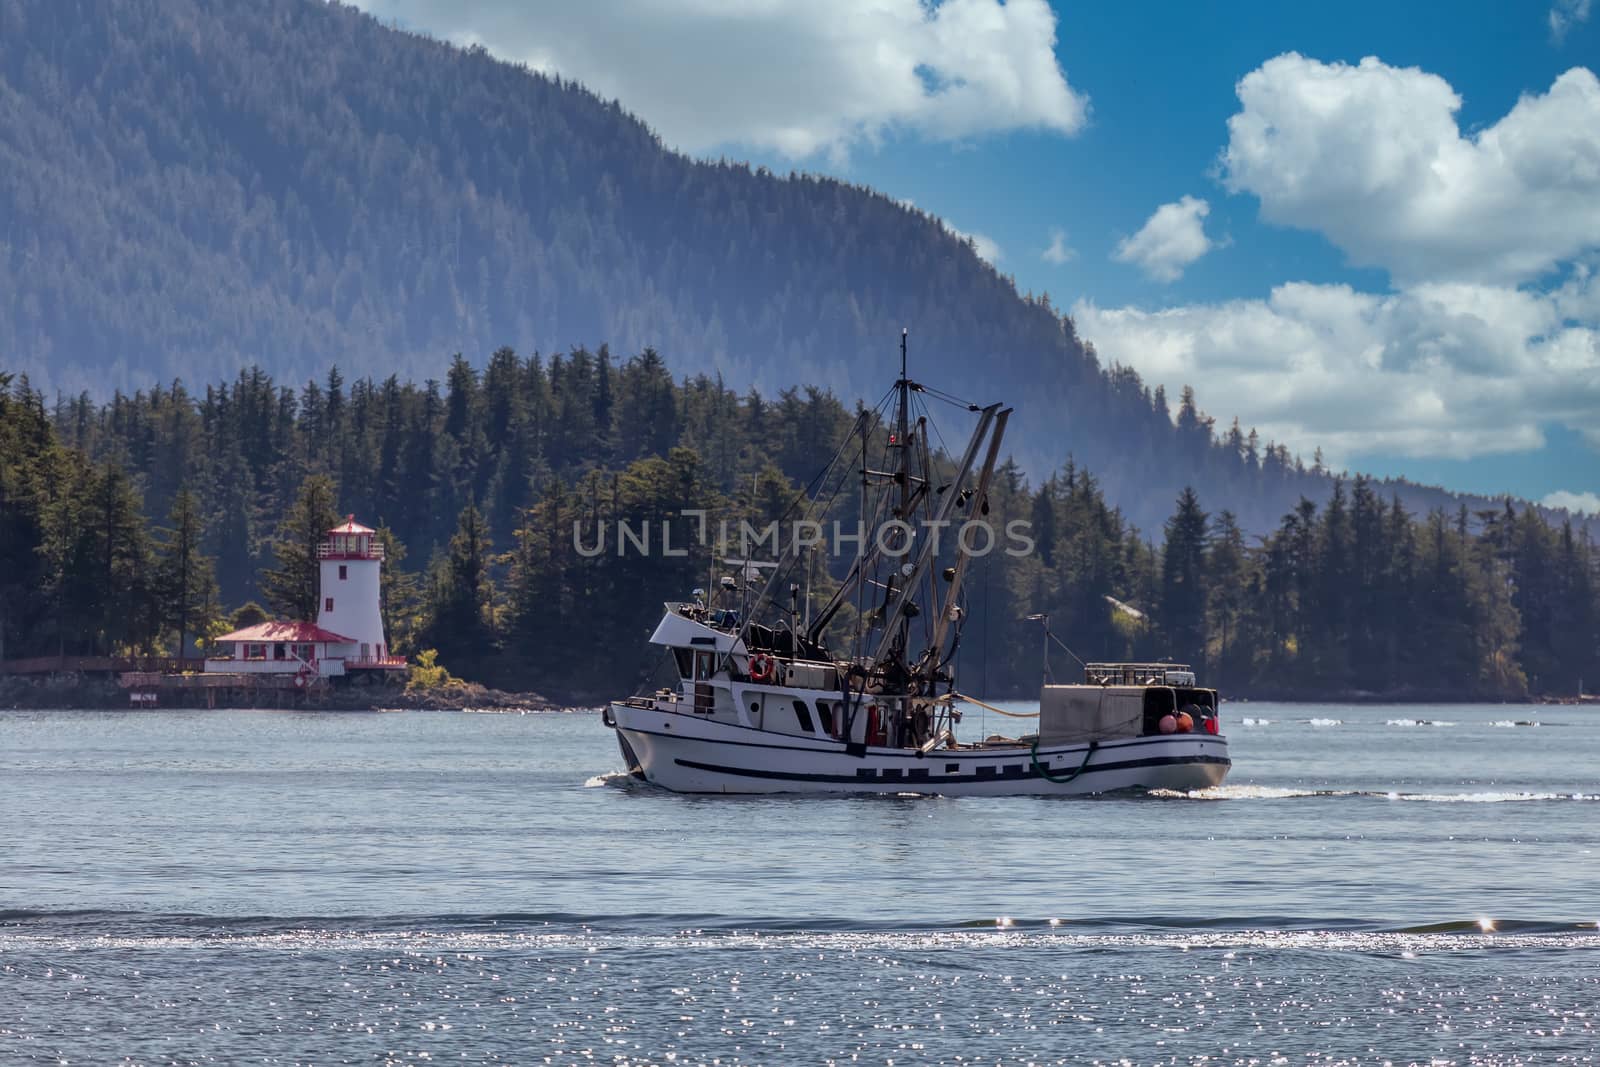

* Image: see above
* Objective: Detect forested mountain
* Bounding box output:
[3,355,1596,702]
[0,0,1557,536]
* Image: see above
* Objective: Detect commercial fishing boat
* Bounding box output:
[602,334,1230,795]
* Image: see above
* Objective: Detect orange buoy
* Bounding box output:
[1175,711,1194,733]
[1159,713,1177,734]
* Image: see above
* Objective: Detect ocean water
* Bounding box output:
[1,703,1597,1065]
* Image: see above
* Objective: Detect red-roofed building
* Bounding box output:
[212,621,357,645]
[205,514,405,678]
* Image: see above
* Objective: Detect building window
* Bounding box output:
[325,597,334,612]
[338,564,347,580]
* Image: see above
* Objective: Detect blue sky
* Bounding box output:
[358,0,1600,512]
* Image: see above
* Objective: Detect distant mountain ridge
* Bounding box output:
[0,0,1570,534]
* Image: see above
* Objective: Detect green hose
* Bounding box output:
[1030,736,1098,784]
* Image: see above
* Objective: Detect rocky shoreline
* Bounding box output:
[0,673,577,712]
[7,671,1591,712]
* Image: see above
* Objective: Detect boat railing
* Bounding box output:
[668,601,741,631]
[1083,662,1194,686]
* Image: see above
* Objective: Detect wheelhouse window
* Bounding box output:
[815,701,834,736]
[792,700,815,734]
[672,648,694,679]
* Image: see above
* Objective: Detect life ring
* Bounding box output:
[748,653,775,683]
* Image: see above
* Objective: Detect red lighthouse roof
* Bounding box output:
[329,514,375,535]
[213,620,357,645]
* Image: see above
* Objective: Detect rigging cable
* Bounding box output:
[714,399,887,679]
[915,382,986,412]
[1046,627,1088,669]
[940,691,1038,718]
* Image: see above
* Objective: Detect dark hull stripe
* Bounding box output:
[672,752,1231,786]
[615,718,1226,762]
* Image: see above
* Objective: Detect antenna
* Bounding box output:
[1026,613,1053,685]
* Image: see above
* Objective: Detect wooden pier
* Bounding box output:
[117,670,337,709]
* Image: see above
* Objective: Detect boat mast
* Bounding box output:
[869,402,998,667]
[893,328,912,663]
[924,405,1009,672]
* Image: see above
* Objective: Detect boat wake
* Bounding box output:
[1386,790,1598,803]
[583,771,641,789]
[1151,784,1346,800]
[1154,784,1599,803]
[2,907,1597,954]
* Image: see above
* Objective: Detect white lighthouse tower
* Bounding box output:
[317,516,400,669]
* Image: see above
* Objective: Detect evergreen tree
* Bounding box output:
[1159,487,1210,669]
[1205,510,1250,687]
[1312,480,1352,685]
[420,502,498,676]
[260,474,341,621]
[375,526,422,654]
[230,601,270,630]
[155,486,219,658]
[0,376,56,661]
[1030,477,1058,569]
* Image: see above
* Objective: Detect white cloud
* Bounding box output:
[354,0,1088,161]
[1042,227,1075,265]
[1221,54,1600,285]
[1073,54,1600,467]
[1112,196,1215,282]
[1550,0,1592,42]
[1072,272,1600,462]
[1544,489,1600,513]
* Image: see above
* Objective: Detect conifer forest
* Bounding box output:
[3,348,1594,702]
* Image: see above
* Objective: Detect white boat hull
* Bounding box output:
[606,702,1230,796]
